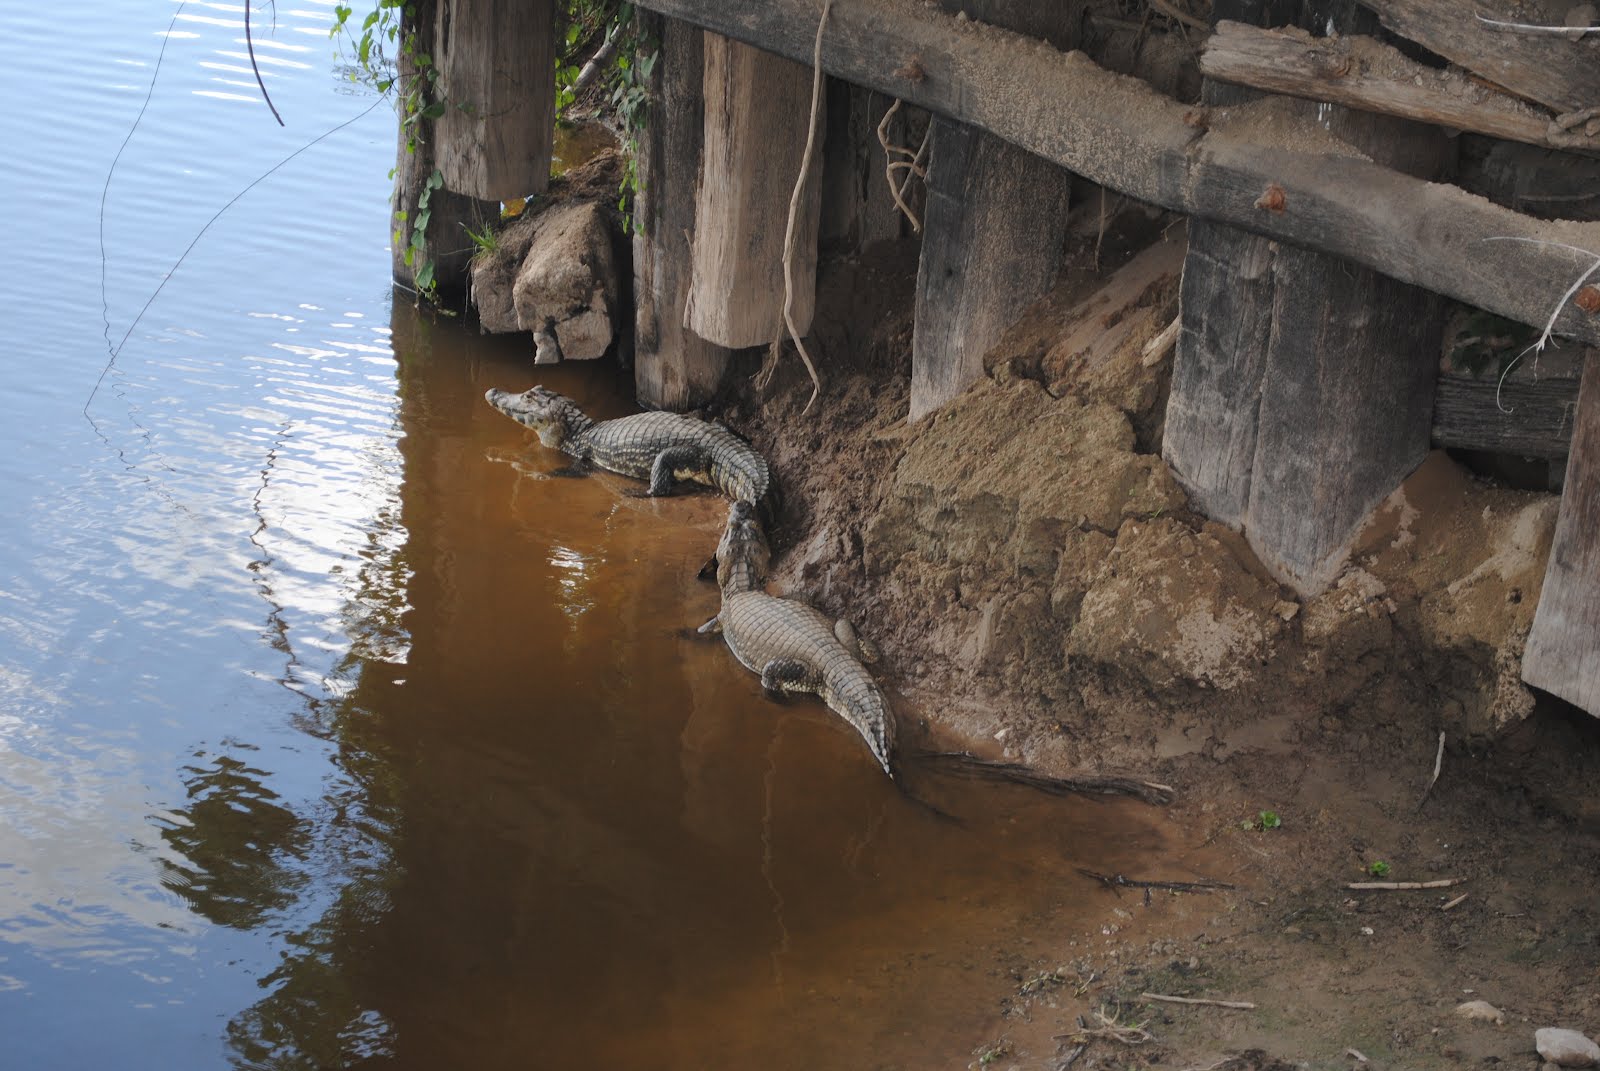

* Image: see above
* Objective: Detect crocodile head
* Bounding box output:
[715,500,770,593]
[483,385,593,449]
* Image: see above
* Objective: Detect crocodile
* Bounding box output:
[698,500,894,774]
[697,502,1176,804]
[484,385,777,514]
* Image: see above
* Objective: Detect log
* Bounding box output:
[633,17,731,410]
[1201,22,1600,154]
[683,34,823,348]
[628,0,1600,348]
[1523,352,1600,717]
[909,119,1072,419]
[431,0,556,201]
[1357,0,1600,114]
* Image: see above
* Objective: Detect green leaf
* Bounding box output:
[415,208,431,231]
[362,9,380,29]
[420,101,445,120]
[425,169,444,190]
[414,259,436,290]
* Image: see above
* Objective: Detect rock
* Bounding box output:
[1536,1028,1600,1067]
[512,200,619,360]
[1454,1000,1505,1025]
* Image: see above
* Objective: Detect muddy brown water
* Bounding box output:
[3,6,1195,1068]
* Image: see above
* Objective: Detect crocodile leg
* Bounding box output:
[646,444,708,496]
[760,658,821,699]
[833,619,880,664]
[696,614,722,635]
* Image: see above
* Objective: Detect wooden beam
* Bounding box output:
[432,0,556,201]
[1201,22,1599,155]
[632,18,731,410]
[684,33,823,348]
[1432,368,1582,458]
[1523,352,1600,717]
[628,0,1600,348]
[1357,0,1600,114]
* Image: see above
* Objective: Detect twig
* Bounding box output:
[1055,1008,1155,1045]
[1142,315,1181,367]
[1148,0,1210,32]
[1441,893,1470,911]
[1347,1048,1370,1064]
[572,27,621,96]
[1347,878,1465,890]
[1057,1042,1087,1070]
[763,0,831,415]
[1416,730,1445,812]
[1141,992,1256,1010]
[1078,868,1235,893]
[1475,13,1600,35]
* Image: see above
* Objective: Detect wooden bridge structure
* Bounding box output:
[391,0,1599,718]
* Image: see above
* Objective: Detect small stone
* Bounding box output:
[1536,1027,1600,1067]
[1455,1000,1505,1025]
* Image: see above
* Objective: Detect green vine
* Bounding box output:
[330,1,444,301]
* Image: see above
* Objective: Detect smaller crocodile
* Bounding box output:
[484,385,777,514]
[698,500,894,774]
[698,502,1176,804]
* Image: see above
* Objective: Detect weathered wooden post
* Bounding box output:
[633,17,731,410]
[1523,350,1600,717]
[684,33,824,348]
[906,3,1081,421]
[1162,0,1453,595]
[392,0,556,295]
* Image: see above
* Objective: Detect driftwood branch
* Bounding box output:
[1347,878,1465,890]
[631,0,1600,346]
[1077,869,1235,893]
[1141,992,1256,1010]
[1201,22,1599,155]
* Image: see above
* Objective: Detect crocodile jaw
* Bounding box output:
[485,386,574,449]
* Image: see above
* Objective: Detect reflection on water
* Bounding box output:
[3,3,1201,1068]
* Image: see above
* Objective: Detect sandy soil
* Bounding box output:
[708,219,1600,1070]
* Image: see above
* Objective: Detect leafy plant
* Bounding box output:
[463,220,500,259]
[1367,860,1391,879]
[1240,810,1282,832]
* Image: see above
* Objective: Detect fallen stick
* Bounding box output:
[1441,893,1470,911]
[1077,868,1235,893]
[1346,878,1465,890]
[1347,1048,1370,1064]
[1416,730,1445,812]
[1141,314,1181,367]
[1141,992,1256,1010]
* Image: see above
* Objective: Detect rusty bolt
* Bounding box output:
[1576,284,1600,314]
[1255,184,1288,213]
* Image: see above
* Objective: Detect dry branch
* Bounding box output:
[1346,878,1465,890]
[631,0,1600,346]
[1141,992,1257,1010]
[1077,869,1235,893]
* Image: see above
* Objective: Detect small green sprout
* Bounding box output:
[1367,860,1391,879]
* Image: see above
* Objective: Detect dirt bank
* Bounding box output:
[714,225,1600,1069]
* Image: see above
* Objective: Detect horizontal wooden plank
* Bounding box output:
[631,0,1600,347]
[1201,22,1598,155]
[1358,0,1600,114]
[1432,371,1581,457]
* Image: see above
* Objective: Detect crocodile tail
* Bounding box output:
[905,752,1174,805]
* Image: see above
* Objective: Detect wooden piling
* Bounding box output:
[633,17,731,410]
[431,0,556,202]
[390,0,498,295]
[683,33,824,348]
[908,119,1071,420]
[1523,352,1600,718]
[1162,0,1452,595]
[906,1,1079,421]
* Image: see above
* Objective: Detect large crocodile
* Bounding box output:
[698,500,894,774]
[484,385,777,514]
[698,501,1175,803]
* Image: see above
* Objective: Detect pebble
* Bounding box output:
[1535,1028,1600,1068]
[1454,1000,1505,1025]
